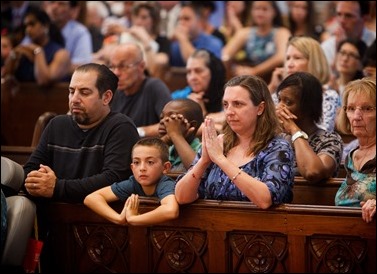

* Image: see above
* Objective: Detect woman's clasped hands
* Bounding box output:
[202,118,224,164]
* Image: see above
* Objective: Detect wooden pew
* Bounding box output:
[40,199,376,273]
[162,67,187,92]
[292,176,343,205]
[1,111,57,165]
[30,111,57,147]
[1,78,69,146]
[2,156,372,273]
[1,145,34,166]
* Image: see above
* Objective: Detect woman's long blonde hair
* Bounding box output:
[287,36,330,84]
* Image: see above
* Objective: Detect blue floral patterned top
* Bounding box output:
[178,136,294,204]
[318,88,341,132]
[335,148,376,207]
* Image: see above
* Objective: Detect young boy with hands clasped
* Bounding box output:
[84,137,179,226]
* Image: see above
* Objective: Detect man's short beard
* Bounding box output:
[72,114,90,125]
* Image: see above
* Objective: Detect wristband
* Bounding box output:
[137,127,145,137]
[10,51,17,60]
[34,47,42,55]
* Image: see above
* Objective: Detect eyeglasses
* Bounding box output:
[338,50,360,60]
[343,105,376,114]
[336,12,357,20]
[108,60,142,71]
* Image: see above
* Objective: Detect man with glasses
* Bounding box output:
[321,1,375,72]
[109,42,172,137]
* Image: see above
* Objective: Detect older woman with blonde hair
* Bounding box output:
[335,78,376,223]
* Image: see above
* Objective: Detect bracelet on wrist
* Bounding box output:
[231,168,243,182]
[34,47,42,55]
[191,171,197,179]
[9,51,17,60]
[137,127,145,137]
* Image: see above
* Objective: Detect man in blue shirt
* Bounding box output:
[169,2,223,67]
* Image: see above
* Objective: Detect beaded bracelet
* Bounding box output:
[231,168,243,182]
[191,172,197,179]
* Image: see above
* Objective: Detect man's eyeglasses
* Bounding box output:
[338,50,360,60]
[108,60,142,71]
[336,12,357,20]
[343,105,376,114]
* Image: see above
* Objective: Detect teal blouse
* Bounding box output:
[335,148,376,207]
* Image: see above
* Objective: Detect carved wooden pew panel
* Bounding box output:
[41,199,375,273]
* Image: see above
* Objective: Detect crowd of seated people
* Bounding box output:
[221,1,291,83]
[1,4,376,270]
[1,1,375,85]
[1,6,71,85]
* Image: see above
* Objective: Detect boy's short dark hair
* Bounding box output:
[132,137,169,163]
[174,99,204,131]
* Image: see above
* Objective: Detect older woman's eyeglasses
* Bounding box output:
[343,105,376,114]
